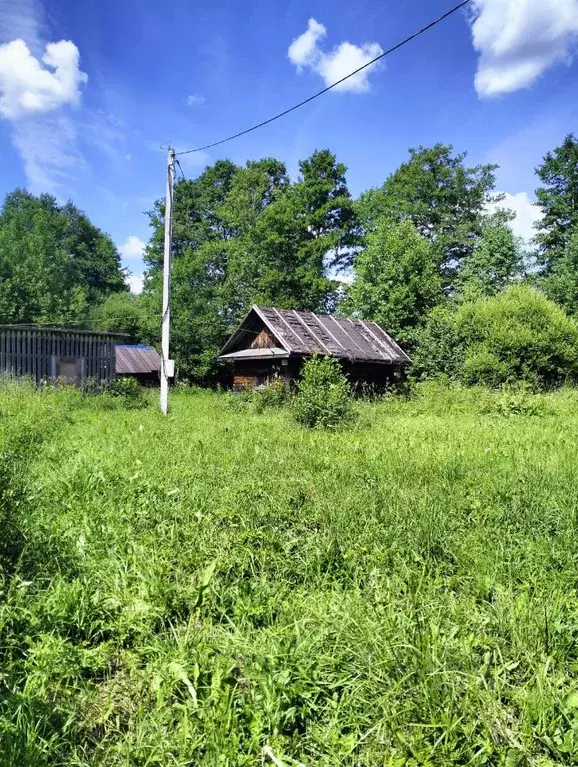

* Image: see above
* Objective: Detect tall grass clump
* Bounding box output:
[294,355,353,428]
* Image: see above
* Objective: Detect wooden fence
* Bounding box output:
[0,326,121,384]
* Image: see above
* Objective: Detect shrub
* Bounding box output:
[253,375,292,413]
[479,385,549,417]
[294,355,353,428]
[106,376,148,409]
[414,286,578,389]
[411,304,464,382]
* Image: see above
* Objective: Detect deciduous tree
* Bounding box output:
[457,212,525,301]
[356,144,499,290]
[0,190,126,326]
[344,219,441,348]
[535,134,578,271]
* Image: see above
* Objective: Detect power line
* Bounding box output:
[175,159,186,182]
[176,0,472,157]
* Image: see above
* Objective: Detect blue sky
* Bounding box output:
[0,0,577,291]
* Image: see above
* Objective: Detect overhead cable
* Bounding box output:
[175,0,472,156]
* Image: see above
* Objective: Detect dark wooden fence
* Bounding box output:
[0,326,122,384]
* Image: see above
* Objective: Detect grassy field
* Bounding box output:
[2,382,578,766]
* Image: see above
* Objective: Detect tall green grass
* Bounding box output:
[2,382,578,765]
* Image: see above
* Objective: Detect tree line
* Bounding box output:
[1,134,577,386]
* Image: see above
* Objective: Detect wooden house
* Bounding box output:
[0,325,124,385]
[218,306,411,390]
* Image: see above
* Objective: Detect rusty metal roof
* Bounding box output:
[116,344,161,375]
[219,306,411,364]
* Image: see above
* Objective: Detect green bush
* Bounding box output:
[414,286,578,389]
[411,304,464,382]
[479,385,549,417]
[294,355,353,428]
[106,376,148,409]
[253,375,292,413]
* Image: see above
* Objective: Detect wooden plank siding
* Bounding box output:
[0,326,122,385]
[250,327,277,350]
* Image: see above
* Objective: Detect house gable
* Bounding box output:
[218,307,289,359]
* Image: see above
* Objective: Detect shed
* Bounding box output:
[116,344,162,385]
[218,305,411,391]
[0,325,124,385]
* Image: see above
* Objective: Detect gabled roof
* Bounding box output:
[116,344,161,375]
[219,306,411,364]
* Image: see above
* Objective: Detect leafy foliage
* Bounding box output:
[145,151,359,380]
[479,385,549,417]
[457,212,526,301]
[535,133,578,270]
[0,190,126,325]
[541,229,578,316]
[344,218,442,348]
[411,303,464,382]
[107,376,149,409]
[253,375,292,412]
[89,291,145,340]
[294,355,353,428]
[356,144,499,290]
[414,286,578,388]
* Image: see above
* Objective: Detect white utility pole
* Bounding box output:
[160,147,175,415]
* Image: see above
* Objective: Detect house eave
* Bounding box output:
[218,347,291,361]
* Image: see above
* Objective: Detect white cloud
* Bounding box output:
[127,274,144,295]
[288,18,383,93]
[332,271,354,285]
[0,38,87,119]
[288,18,326,69]
[186,93,205,106]
[0,0,47,54]
[12,114,85,193]
[125,152,132,160]
[119,235,146,260]
[0,0,96,193]
[119,237,146,298]
[470,0,578,97]
[488,191,543,242]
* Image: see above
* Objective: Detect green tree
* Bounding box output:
[344,219,442,347]
[90,291,145,340]
[59,201,127,302]
[457,213,525,301]
[145,151,359,380]
[0,190,126,326]
[216,151,359,315]
[542,229,578,315]
[144,160,242,379]
[411,304,462,382]
[535,134,578,271]
[146,159,239,270]
[357,144,499,289]
[292,149,361,272]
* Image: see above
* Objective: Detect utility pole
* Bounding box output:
[160,147,175,415]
